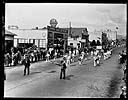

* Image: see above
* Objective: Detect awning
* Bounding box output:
[5,30,17,36]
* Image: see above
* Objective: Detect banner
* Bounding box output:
[96,46,102,49]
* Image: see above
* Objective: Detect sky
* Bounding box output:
[5,3,127,36]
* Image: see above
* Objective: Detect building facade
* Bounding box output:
[7,25,68,53]
[5,30,17,53]
[47,26,68,53]
[64,28,89,49]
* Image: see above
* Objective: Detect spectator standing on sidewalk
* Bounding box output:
[121,50,126,64]
[11,52,15,66]
[15,52,19,65]
[12,53,17,66]
[37,50,40,61]
[40,50,43,60]
[120,90,126,98]
[34,51,38,62]
[43,50,46,61]
[4,53,11,67]
[22,54,31,76]
[17,50,22,64]
[8,53,12,66]
[120,85,126,98]
[4,53,8,66]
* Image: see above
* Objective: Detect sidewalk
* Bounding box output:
[5,57,63,70]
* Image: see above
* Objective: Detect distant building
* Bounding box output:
[63,27,89,49]
[89,31,102,42]
[89,29,117,42]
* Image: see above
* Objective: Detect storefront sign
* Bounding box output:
[96,46,102,49]
[47,26,68,33]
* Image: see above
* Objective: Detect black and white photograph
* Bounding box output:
[4,3,127,98]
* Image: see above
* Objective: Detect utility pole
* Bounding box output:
[116,27,118,46]
[116,31,117,46]
[69,22,72,37]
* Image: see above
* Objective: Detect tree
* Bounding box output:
[91,40,97,47]
[96,40,101,46]
[102,32,108,48]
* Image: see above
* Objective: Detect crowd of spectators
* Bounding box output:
[4,46,62,67]
[119,50,127,98]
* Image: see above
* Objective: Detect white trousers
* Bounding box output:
[67,59,70,65]
[94,59,96,66]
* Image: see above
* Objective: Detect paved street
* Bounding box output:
[4,47,125,98]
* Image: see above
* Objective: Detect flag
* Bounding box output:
[97,37,101,39]
[29,45,37,51]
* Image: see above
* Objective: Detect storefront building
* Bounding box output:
[7,19,68,53]
[47,26,68,53]
[64,27,89,49]
[5,30,17,53]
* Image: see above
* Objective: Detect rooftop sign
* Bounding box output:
[47,26,68,33]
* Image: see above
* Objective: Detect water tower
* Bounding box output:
[50,18,58,28]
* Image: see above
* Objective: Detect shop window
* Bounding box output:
[35,39,38,47]
[48,39,54,48]
[19,39,24,43]
[54,33,63,39]
[77,43,80,45]
[73,38,77,40]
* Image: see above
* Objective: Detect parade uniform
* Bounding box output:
[46,52,50,61]
[96,54,101,65]
[78,53,84,65]
[54,51,57,60]
[91,51,94,57]
[71,52,75,62]
[93,51,98,67]
[78,55,82,65]
[67,55,71,65]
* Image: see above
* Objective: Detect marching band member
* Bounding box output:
[93,50,98,67]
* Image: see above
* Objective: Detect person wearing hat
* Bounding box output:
[60,59,67,79]
[120,85,126,98]
[50,57,67,79]
[22,54,31,76]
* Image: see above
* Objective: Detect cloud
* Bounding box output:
[97,8,111,13]
[96,5,126,26]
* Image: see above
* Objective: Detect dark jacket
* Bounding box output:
[61,61,67,69]
[22,58,30,67]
